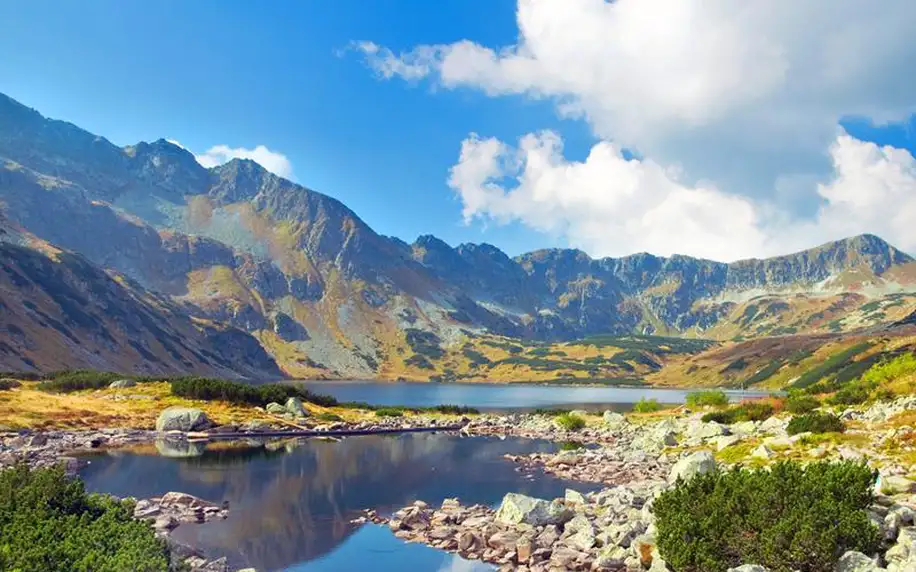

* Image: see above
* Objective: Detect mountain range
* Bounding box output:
[2,91,916,380]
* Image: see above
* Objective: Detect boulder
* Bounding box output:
[885,528,916,571]
[603,411,628,428]
[834,551,884,572]
[668,450,716,484]
[594,545,628,569]
[108,378,137,389]
[731,421,758,435]
[285,397,308,418]
[494,493,573,527]
[728,566,770,572]
[690,421,728,439]
[155,407,212,432]
[564,489,587,505]
[563,514,596,551]
[879,475,916,495]
[759,416,786,433]
[266,402,286,415]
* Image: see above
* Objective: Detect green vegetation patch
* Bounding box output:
[375,407,404,418]
[405,328,445,359]
[654,460,880,572]
[787,412,845,436]
[702,401,774,424]
[686,390,729,408]
[785,394,821,415]
[741,359,784,386]
[790,342,873,389]
[37,370,127,392]
[581,334,713,354]
[632,398,664,413]
[0,464,170,571]
[554,412,586,431]
[169,376,338,408]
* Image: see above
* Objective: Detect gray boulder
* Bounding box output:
[494,493,573,527]
[668,450,716,484]
[879,475,916,495]
[266,402,286,414]
[155,407,212,432]
[285,397,308,418]
[108,378,137,389]
[564,514,596,551]
[728,566,769,572]
[833,551,884,572]
[603,411,628,428]
[886,528,916,571]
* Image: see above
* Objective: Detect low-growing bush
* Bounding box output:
[632,398,664,413]
[169,377,338,408]
[686,390,729,408]
[375,407,404,417]
[654,460,880,572]
[785,394,821,414]
[425,404,478,415]
[0,463,170,571]
[554,412,586,431]
[701,401,775,424]
[827,383,871,406]
[787,412,845,435]
[315,412,343,422]
[37,369,124,392]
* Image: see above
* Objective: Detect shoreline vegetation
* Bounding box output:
[1,359,915,572]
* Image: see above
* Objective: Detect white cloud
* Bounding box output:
[356,0,916,213]
[449,130,916,261]
[195,144,294,179]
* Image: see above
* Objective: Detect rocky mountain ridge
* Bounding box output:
[2,91,916,378]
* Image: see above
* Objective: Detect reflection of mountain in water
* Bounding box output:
[80,433,591,571]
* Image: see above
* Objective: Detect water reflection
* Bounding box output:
[80,433,597,571]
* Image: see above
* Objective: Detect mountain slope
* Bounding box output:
[2,91,916,380]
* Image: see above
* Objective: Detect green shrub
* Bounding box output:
[554,412,586,431]
[702,401,775,424]
[860,353,916,386]
[375,407,404,417]
[654,460,880,572]
[169,377,338,408]
[315,412,343,422]
[559,441,585,451]
[632,398,664,413]
[686,390,729,408]
[827,383,872,406]
[425,404,479,415]
[786,395,821,414]
[37,369,123,392]
[787,412,845,435]
[0,463,170,571]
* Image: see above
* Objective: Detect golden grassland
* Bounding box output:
[0,381,470,431]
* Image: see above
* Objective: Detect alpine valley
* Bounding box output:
[3,91,916,385]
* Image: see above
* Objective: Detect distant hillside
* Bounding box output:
[2,91,916,379]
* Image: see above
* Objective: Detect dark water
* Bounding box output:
[80,433,599,572]
[298,381,771,411]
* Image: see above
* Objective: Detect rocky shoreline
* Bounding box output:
[2,396,915,571]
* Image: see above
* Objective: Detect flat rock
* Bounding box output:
[834,551,884,572]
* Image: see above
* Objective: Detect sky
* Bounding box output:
[1,0,915,262]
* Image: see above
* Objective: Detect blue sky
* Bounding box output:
[2,1,915,260]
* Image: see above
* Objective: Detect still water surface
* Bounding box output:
[80,433,599,571]
[298,380,771,411]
